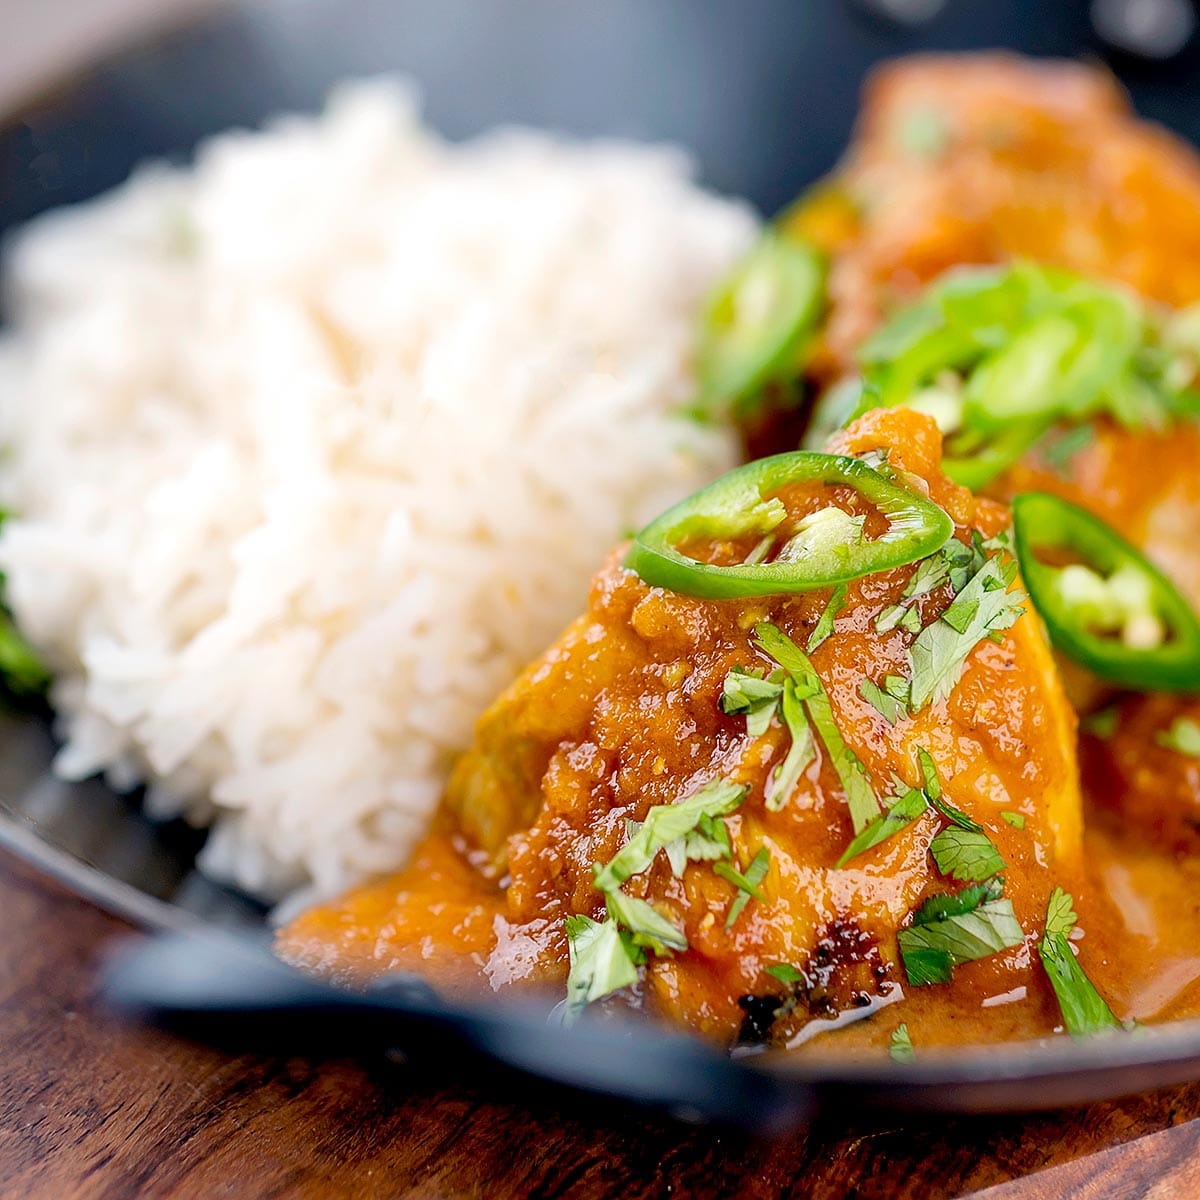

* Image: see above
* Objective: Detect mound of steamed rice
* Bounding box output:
[0,81,755,907]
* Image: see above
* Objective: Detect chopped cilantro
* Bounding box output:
[1081,706,1120,739]
[766,962,804,985]
[605,890,687,955]
[1155,716,1200,757]
[898,879,1023,988]
[664,811,733,877]
[720,666,784,737]
[719,846,771,930]
[592,779,747,892]
[916,747,983,831]
[807,582,848,653]
[913,878,1003,922]
[1001,811,1026,830]
[563,914,640,1022]
[765,678,816,811]
[889,1023,915,1063]
[754,622,882,834]
[876,603,923,635]
[907,552,1025,712]
[860,677,909,725]
[836,784,928,867]
[929,826,1005,883]
[1038,887,1123,1038]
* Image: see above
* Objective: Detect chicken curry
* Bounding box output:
[279,54,1200,1060]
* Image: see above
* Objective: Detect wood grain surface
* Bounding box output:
[2,848,1199,1198]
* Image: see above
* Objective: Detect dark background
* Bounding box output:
[4,0,1200,243]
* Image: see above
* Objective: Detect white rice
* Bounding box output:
[0,81,755,908]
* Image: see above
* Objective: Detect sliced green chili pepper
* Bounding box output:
[694,231,824,420]
[625,452,954,599]
[1011,492,1200,691]
[848,262,1189,489]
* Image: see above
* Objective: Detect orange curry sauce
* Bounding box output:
[279,409,1200,1055]
[281,54,1200,1056]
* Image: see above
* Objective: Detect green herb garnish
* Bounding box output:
[898,879,1024,988]
[1001,811,1026,830]
[664,812,733,877]
[604,890,688,955]
[836,785,928,867]
[1155,716,1200,757]
[718,846,771,930]
[807,582,848,652]
[907,553,1025,711]
[766,678,816,811]
[754,622,882,834]
[720,666,784,737]
[564,914,641,1023]
[1081,706,1120,739]
[592,779,748,892]
[1038,887,1122,1039]
[860,677,909,725]
[916,747,982,831]
[929,826,1005,883]
[766,962,804,985]
[1041,424,1096,475]
[889,1023,915,1063]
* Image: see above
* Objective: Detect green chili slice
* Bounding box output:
[625,451,954,599]
[1012,492,1200,691]
[694,231,824,419]
[849,262,1188,489]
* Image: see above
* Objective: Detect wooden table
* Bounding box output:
[4,848,1200,1198]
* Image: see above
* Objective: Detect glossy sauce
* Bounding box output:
[280,409,1090,1052]
[281,54,1200,1058]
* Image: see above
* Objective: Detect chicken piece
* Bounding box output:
[281,408,1085,1048]
[785,55,1200,847]
[796,53,1200,377]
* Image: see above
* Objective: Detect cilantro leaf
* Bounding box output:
[860,677,909,725]
[901,946,953,986]
[719,846,771,930]
[1038,887,1123,1039]
[836,786,928,867]
[665,812,733,877]
[754,622,882,834]
[807,582,848,652]
[721,666,784,737]
[605,890,688,955]
[889,1023,915,1063]
[912,878,1003,924]
[563,914,640,1022]
[766,678,816,811]
[766,962,803,985]
[899,881,1023,988]
[929,826,1005,882]
[1001,811,1026,830]
[907,552,1025,712]
[1155,716,1200,757]
[1081,706,1120,739]
[916,747,982,831]
[592,780,748,892]
[874,540,964,635]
